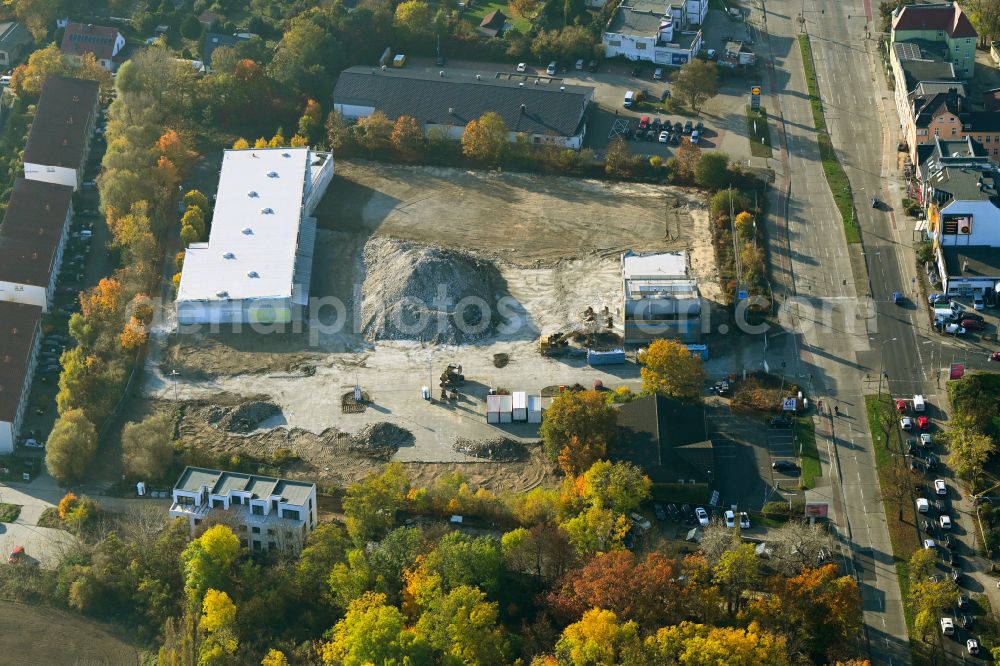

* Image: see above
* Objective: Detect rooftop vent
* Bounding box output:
[560,86,565,91]
[241,227,253,235]
[247,190,258,197]
[223,252,235,259]
[282,152,290,157]
[439,71,444,77]
[448,107,454,115]
[261,207,273,214]
[216,290,228,298]
[381,65,386,71]
[520,104,526,113]
[247,270,259,278]
[267,171,278,178]
[519,82,524,87]
[476,74,481,80]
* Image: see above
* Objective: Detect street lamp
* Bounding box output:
[870,337,897,397]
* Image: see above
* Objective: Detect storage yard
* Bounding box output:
[148,160,721,489]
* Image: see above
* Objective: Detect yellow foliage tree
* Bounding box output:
[156,130,199,176]
[734,211,754,237]
[233,138,250,150]
[261,650,289,666]
[58,491,79,520]
[180,224,199,247]
[201,589,237,633]
[120,316,147,351]
[462,112,509,165]
[647,620,790,665]
[254,137,269,148]
[555,608,644,666]
[268,128,286,148]
[640,339,706,400]
[290,134,309,147]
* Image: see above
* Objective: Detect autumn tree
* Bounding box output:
[200,589,239,663]
[540,390,617,472]
[46,409,98,484]
[395,0,434,34]
[157,130,199,176]
[939,417,996,481]
[408,531,504,602]
[967,0,1000,44]
[121,412,174,480]
[355,111,395,154]
[647,621,790,665]
[181,525,240,603]
[509,0,541,19]
[694,151,731,191]
[181,206,206,240]
[672,59,720,112]
[554,608,646,666]
[232,137,250,150]
[320,592,430,665]
[414,585,510,664]
[734,211,754,237]
[909,576,959,641]
[343,463,410,543]
[578,461,650,515]
[560,504,629,556]
[546,551,682,627]
[908,548,939,581]
[326,111,357,153]
[640,338,706,400]
[766,521,833,576]
[261,650,289,666]
[391,115,425,157]
[12,0,58,40]
[462,112,509,165]
[501,523,575,581]
[184,190,211,215]
[714,542,759,616]
[605,136,637,179]
[672,140,702,184]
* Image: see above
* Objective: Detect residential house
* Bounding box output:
[22,75,99,191]
[478,10,507,38]
[891,2,977,78]
[176,148,334,326]
[602,0,703,66]
[901,87,1000,162]
[0,22,32,68]
[333,66,595,150]
[60,21,125,71]
[202,32,250,71]
[198,11,219,28]
[0,178,74,311]
[0,301,42,453]
[169,466,318,552]
[612,394,714,485]
[982,88,1000,112]
[622,251,701,343]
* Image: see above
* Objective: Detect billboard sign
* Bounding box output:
[804,503,829,518]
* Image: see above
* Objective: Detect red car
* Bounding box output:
[960,318,985,330]
[917,416,930,430]
[637,115,650,130]
[895,399,907,412]
[7,545,24,564]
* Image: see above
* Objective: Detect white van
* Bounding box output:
[623,90,635,108]
[0,75,11,85]
[913,394,926,412]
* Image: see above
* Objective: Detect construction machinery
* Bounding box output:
[539,331,571,357]
[440,363,465,388]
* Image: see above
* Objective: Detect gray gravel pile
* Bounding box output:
[348,422,414,459]
[360,238,506,345]
[220,401,283,433]
[453,436,528,461]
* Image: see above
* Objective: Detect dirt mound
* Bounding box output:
[221,401,282,433]
[360,238,506,345]
[453,436,529,462]
[348,422,414,459]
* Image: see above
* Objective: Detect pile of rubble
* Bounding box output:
[453,436,528,462]
[203,400,283,434]
[359,238,507,345]
[347,422,414,460]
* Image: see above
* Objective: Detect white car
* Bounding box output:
[940,515,952,529]
[695,507,709,527]
[739,512,750,529]
[690,130,700,144]
[943,323,967,335]
[900,417,913,431]
[923,538,936,550]
[967,638,980,655]
[724,510,735,528]
[546,61,557,75]
[516,62,526,72]
[658,131,669,143]
[920,433,933,447]
[916,498,929,513]
[941,617,955,635]
[974,294,984,311]
[934,479,947,495]
[653,67,663,80]
[629,512,651,531]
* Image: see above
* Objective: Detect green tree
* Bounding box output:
[121,412,175,480]
[268,13,345,99]
[320,592,429,666]
[939,417,996,481]
[343,463,410,543]
[354,111,395,154]
[12,0,57,40]
[640,338,706,400]
[180,14,203,39]
[672,59,720,112]
[297,99,323,144]
[461,112,509,165]
[714,542,759,616]
[394,0,433,34]
[416,532,504,599]
[580,461,651,515]
[46,409,98,484]
[414,585,510,665]
[560,504,629,556]
[908,547,938,581]
[540,390,617,467]
[694,152,731,191]
[184,190,211,215]
[967,0,1000,45]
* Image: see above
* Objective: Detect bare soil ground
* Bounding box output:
[0,600,140,665]
[144,161,717,489]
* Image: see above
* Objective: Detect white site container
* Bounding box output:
[486,394,501,424]
[499,394,513,423]
[527,395,542,424]
[512,392,527,422]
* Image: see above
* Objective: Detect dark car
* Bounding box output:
[962,614,974,629]
[910,459,925,473]
[674,121,682,133]
[654,503,667,521]
[670,133,680,144]
[646,129,656,141]
[944,534,957,550]
[695,120,704,131]
[949,552,960,567]
[631,66,641,76]
[651,118,662,130]
[907,440,919,455]
[772,460,798,471]
[923,519,934,535]
[769,416,791,427]
[871,196,880,208]
[587,59,597,72]
[683,120,693,134]
[660,89,670,102]
[960,318,985,330]
[961,310,985,322]
[957,594,971,610]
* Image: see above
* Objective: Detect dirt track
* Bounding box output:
[0,600,140,664]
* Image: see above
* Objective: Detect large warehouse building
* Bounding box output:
[176,148,334,326]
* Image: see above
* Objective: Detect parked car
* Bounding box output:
[724,510,736,528]
[961,614,974,629]
[7,545,24,564]
[935,479,947,495]
[630,512,651,530]
[546,61,557,75]
[974,293,985,310]
[658,131,669,143]
[653,67,663,80]
[940,617,955,635]
[928,293,947,305]
[957,594,971,610]
[769,416,791,427]
[587,60,597,72]
[653,503,667,521]
[917,416,929,430]
[739,512,750,529]
[944,534,957,550]
[892,291,903,304]
[907,439,919,455]
[695,507,709,527]
[916,498,929,513]
[516,62,527,72]
[942,323,967,335]
[690,130,700,144]
[960,318,985,330]
[683,120,693,134]
[949,551,960,567]
[638,115,650,130]
[659,88,670,102]
[960,310,984,322]
[967,638,980,655]
[895,398,907,412]
[900,417,913,431]
[920,433,933,447]
[923,538,936,550]
[575,58,584,70]
[939,515,952,529]
[772,460,797,471]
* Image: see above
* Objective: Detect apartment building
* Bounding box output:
[169,466,318,552]
[891,2,977,78]
[22,76,100,191]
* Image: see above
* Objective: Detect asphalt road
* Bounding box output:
[754,0,911,662]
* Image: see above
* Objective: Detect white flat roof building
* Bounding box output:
[622,250,701,342]
[176,148,334,326]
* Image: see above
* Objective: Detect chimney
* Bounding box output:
[520,104,526,114]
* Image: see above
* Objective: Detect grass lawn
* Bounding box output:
[794,416,820,490]
[865,395,921,637]
[462,1,533,35]
[745,106,773,158]
[0,503,20,523]
[797,35,860,244]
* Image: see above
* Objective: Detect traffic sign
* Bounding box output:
[737,290,749,300]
